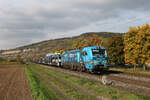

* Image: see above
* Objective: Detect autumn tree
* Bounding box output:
[72,34,103,49]
[106,35,124,65]
[124,24,150,69]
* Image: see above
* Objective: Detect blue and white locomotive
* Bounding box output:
[61,46,108,72]
[34,46,109,73]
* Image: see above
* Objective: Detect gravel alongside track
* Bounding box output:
[42,65,150,96]
[111,74,150,83]
[0,66,32,100]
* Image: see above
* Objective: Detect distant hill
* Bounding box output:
[0,32,123,58]
[17,32,123,50]
[80,32,122,38]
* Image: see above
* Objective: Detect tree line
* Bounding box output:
[71,24,150,69]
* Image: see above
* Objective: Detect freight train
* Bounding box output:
[33,46,109,73]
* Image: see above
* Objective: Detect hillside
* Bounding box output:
[0,32,123,58]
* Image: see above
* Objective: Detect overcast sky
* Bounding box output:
[0,0,150,49]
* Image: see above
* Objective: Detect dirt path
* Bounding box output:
[0,66,32,100]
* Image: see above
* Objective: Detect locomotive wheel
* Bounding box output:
[71,64,74,70]
[81,66,86,72]
[79,66,82,72]
[89,70,94,74]
[73,65,77,71]
[77,66,80,71]
[86,69,90,73]
[80,64,86,72]
[74,65,77,71]
[86,69,94,74]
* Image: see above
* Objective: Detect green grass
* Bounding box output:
[40,66,150,100]
[29,64,96,100]
[110,67,150,75]
[27,63,150,100]
[25,66,59,100]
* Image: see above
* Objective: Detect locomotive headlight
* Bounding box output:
[90,60,94,64]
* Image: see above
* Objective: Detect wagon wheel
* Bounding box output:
[57,61,60,67]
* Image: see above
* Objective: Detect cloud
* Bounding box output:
[0,0,150,49]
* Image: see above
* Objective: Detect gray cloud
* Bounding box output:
[0,0,150,49]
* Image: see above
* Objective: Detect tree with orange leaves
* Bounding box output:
[124,24,150,69]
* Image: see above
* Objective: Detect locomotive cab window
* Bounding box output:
[81,51,87,56]
[92,49,105,56]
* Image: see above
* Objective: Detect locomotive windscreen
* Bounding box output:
[92,49,105,56]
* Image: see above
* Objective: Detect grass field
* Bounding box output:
[25,66,59,100]
[25,63,150,100]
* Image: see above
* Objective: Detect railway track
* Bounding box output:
[41,64,150,96]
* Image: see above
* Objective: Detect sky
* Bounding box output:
[0,0,150,49]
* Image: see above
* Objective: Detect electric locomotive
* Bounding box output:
[61,46,108,73]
